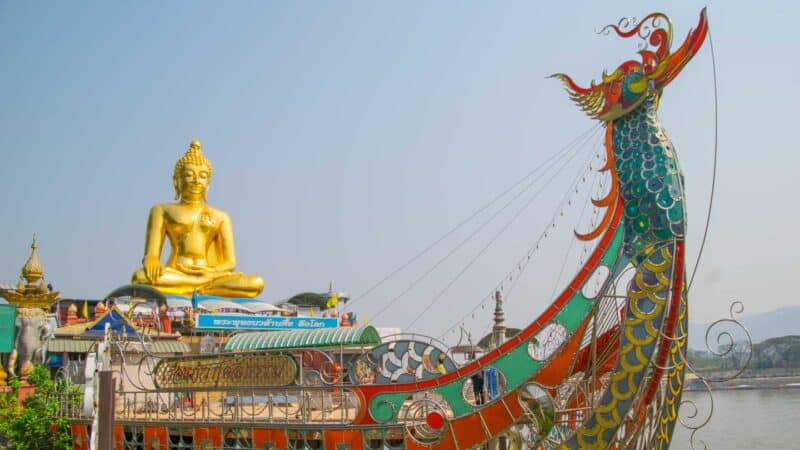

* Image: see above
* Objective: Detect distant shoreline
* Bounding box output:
[685,373,800,392]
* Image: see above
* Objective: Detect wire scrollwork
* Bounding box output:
[701,300,753,382]
[597,12,673,57]
[677,300,753,449]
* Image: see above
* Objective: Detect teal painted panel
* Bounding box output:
[555,297,591,330]
[601,226,625,266]
[0,305,16,353]
[438,381,471,417]
[430,225,625,416]
[367,225,627,422]
[494,344,543,388]
[369,393,407,424]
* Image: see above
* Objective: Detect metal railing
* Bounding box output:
[54,386,360,425]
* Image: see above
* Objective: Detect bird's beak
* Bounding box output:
[654,8,709,90]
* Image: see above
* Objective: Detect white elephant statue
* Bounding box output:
[8,307,50,379]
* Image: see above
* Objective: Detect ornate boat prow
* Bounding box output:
[59,10,709,450]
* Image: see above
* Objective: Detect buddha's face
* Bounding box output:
[174,162,211,202]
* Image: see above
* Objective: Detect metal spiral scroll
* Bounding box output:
[54,323,163,393]
[598,12,671,54]
[115,329,163,392]
[700,300,753,381]
[677,300,753,450]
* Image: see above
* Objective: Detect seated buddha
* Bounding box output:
[131,140,264,298]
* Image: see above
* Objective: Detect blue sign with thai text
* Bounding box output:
[195,314,338,330]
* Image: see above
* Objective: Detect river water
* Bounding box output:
[671,388,800,449]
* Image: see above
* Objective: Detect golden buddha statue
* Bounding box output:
[131,140,264,298]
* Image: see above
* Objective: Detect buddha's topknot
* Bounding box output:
[174,140,212,176]
[173,140,213,200]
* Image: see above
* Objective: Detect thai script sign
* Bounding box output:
[195,314,338,330]
[153,353,297,388]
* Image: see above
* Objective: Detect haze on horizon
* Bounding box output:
[1,1,797,342]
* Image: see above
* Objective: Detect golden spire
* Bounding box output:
[21,235,43,286]
[37,277,48,294]
[0,234,60,309]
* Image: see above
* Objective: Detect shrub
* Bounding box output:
[0,365,81,450]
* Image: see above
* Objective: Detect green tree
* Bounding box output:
[0,365,81,450]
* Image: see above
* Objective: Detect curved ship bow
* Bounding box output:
[553,9,708,450]
[61,10,709,450]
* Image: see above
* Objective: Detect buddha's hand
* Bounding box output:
[143,256,164,282]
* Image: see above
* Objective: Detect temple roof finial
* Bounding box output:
[21,234,43,285]
[1,234,60,309]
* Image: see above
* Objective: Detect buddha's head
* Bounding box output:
[173,140,213,202]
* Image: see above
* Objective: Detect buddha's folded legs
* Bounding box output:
[131,267,263,298]
[199,273,265,298]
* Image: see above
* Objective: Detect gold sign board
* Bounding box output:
[153,353,297,388]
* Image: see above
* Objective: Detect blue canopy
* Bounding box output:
[80,306,137,337]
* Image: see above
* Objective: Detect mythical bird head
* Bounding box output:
[552,9,708,122]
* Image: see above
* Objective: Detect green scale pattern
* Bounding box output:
[613,96,685,259]
[560,97,687,449]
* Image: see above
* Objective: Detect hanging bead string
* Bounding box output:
[506,135,607,307]
[369,125,603,324]
[405,129,603,330]
[441,130,607,339]
[578,166,607,270]
[546,163,602,304]
[346,124,602,313]
[480,138,605,340]
[546,157,608,309]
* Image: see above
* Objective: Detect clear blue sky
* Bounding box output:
[1,1,797,341]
